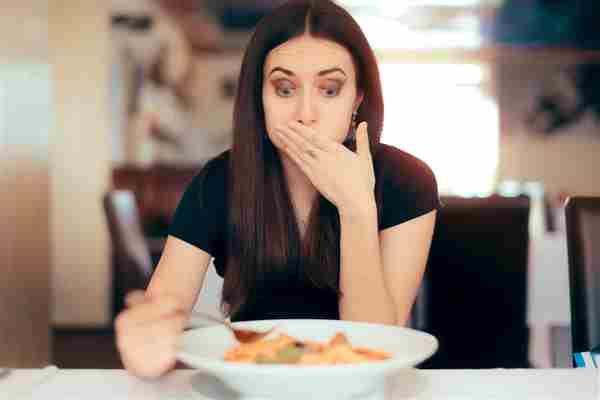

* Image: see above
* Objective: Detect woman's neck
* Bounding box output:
[280,156,317,215]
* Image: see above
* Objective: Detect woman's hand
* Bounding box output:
[115,290,187,378]
[271,120,375,213]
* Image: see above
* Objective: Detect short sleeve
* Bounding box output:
[168,156,227,256]
[377,144,441,230]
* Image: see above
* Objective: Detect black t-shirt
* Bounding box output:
[168,143,441,321]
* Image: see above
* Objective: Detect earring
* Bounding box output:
[346,110,358,143]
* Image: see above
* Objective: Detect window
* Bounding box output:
[378,63,499,196]
[344,1,502,196]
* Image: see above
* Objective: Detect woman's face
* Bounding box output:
[262,35,363,147]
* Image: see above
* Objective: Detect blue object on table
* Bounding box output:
[573,345,600,368]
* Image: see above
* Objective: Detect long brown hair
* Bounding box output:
[222,0,385,317]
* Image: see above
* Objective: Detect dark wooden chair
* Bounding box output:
[420,195,531,368]
[112,164,200,238]
[103,190,154,318]
[565,196,600,365]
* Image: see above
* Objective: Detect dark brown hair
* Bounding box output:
[222,0,385,316]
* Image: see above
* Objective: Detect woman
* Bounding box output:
[116,0,440,378]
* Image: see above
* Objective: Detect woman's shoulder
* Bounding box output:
[203,150,231,176]
[168,151,230,256]
[192,150,230,184]
[374,143,440,229]
[373,143,436,186]
[184,150,230,203]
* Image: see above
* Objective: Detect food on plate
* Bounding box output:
[224,332,390,365]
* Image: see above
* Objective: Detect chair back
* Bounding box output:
[565,196,600,357]
[421,195,531,368]
[103,190,153,314]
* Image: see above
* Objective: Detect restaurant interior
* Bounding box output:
[2,0,600,379]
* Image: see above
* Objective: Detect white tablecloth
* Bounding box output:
[2,368,597,400]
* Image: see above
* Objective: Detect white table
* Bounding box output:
[2,368,597,399]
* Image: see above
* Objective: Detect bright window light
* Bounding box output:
[379,63,499,197]
[355,16,483,50]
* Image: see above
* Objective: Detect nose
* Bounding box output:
[296,91,317,126]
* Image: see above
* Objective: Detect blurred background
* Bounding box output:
[2,0,600,370]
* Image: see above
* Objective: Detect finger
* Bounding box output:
[125,290,147,308]
[276,125,322,160]
[281,133,313,169]
[275,129,318,172]
[356,122,372,163]
[287,121,336,152]
[123,296,185,326]
[117,316,186,365]
[274,130,316,178]
[140,311,187,336]
[273,129,301,161]
[269,126,288,151]
[118,312,185,347]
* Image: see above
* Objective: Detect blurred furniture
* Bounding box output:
[112,163,201,269]
[549,324,572,368]
[409,284,428,331]
[112,164,201,237]
[527,201,571,368]
[103,190,154,317]
[565,196,600,364]
[420,195,531,369]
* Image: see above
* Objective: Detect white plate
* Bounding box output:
[177,319,438,400]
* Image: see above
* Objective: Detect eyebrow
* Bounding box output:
[268,67,347,78]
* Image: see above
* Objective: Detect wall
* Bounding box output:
[50,1,113,326]
[496,58,600,197]
[0,1,51,366]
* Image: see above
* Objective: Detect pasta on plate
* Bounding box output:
[224,332,390,365]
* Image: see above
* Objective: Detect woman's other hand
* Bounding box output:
[114,290,187,378]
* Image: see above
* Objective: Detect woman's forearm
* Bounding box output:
[337,198,396,324]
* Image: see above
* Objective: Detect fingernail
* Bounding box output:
[125,290,146,307]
